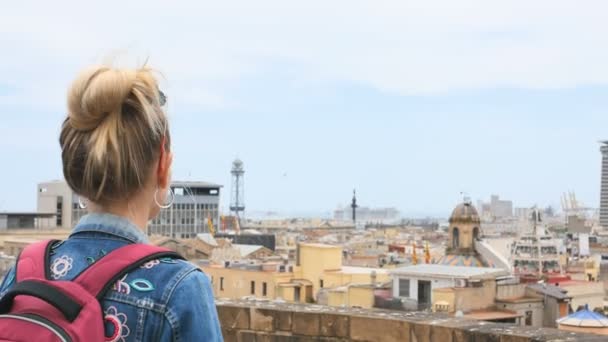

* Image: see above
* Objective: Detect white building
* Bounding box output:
[478,195,513,219]
[37,180,222,237]
[390,264,508,311]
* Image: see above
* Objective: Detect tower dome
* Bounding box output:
[449,202,481,224]
[435,201,491,267]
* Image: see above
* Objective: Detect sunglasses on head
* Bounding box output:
[159,90,167,106]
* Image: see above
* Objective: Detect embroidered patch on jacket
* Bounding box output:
[104,306,131,342]
[112,274,131,295]
[50,255,73,279]
[159,257,177,264]
[139,259,160,269]
[86,249,109,265]
[130,279,155,292]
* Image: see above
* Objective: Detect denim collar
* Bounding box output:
[70,213,149,244]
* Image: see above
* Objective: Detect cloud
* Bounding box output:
[1,0,608,101]
[1,0,608,214]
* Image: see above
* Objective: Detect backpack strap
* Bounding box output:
[15,239,59,282]
[73,244,183,300]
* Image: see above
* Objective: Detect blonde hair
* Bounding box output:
[60,66,170,204]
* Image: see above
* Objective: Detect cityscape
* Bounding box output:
[2,147,608,339]
[4,2,608,341]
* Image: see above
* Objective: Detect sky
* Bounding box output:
[1,1,608,217]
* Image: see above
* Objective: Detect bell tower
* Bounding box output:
[448,201,480,254]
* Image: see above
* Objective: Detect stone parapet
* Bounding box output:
[216,299,606,341]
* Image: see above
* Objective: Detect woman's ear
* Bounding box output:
[157,143,173,189]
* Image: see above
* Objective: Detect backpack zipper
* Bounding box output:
[0,313,71,342]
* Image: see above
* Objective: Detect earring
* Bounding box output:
[154,187,175,209]
[78,196,88,209]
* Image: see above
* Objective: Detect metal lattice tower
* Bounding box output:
[351,189,358,223]
[230,159,246,219]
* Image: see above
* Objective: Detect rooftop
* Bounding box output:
[2,237,44,244]
[299,243,341,249]
[463,309,522,321]
[197,233,219,247]
[495,297,543,304]
[527,283,571,300]
[556,280,599,287]
[557,308,608,328]
[171,181,223,188]
[233,244,265,257]
[390,264,509,280]
[0,212,55,217]
[333,266,389,275]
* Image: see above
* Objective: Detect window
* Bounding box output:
[220,277,224,291]
[320,279,324,288]
[525,311,532,326]
[294,287,301,302]
[435,303,450,312]
[56,196,63,226]
[250,281,255,295]
[452,227,459,248]
[399,279,410,297]
[262,282,267,296]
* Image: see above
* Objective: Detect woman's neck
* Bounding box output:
[87,201,150,231]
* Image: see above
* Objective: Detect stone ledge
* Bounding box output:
[216,299,604,342]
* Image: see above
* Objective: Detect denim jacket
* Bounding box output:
[0,213,223,342]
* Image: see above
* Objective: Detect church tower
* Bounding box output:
[447,201,481,253]
[437,201,490,267]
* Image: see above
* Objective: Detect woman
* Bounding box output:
[0,66,223,341]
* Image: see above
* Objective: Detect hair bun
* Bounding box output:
[67,66,136,131]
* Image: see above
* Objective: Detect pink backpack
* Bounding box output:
[0,239,182,342]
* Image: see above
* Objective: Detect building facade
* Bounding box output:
[37,180,221,237]
[37,180,78,230]
[390,264,508,312]
[490,195,513,218]
[478,195,513,219]
[149,181,222,238]
[0,212,56,230]
[202,243,389,308]
[333,206,400,222]
[600,141,608,228]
